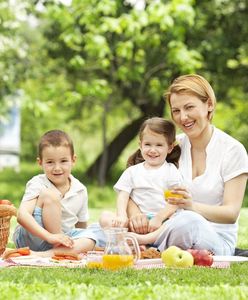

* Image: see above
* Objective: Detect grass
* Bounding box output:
[0,265,248,300]
[1,164,248,299]
[1,209,248,300]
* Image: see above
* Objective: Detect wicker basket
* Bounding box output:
[0,205,17,255]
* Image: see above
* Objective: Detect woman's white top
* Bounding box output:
[22,174,89,233]
[178,126,248,248]
[114,161,182,215]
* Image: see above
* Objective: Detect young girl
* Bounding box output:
[99,117,183,234]
[13,130,100,256]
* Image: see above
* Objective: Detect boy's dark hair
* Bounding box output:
[38,130,74,159]
[126,117,181,168]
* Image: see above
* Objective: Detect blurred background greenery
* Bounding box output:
[0,0,247,208]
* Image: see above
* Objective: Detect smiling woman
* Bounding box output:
[128,74,248,256]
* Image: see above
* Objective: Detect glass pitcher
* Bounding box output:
[103,227,140,270]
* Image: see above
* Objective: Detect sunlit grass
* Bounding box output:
[1,164,248,300]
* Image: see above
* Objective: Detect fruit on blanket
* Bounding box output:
[2,247,31,259]
[52,250,80,261]
[187,249,213,266]
[161,246,194,268]
[17,247,31,256]
[52,255,79,261]
[0,199,12,205]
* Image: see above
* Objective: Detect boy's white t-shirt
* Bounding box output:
[22,174,89,233]
[177,126,248,248]
[114,161,182,215]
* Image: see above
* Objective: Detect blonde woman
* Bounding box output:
[128,74,248,255]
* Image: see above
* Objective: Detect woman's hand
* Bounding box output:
[167,187,193,210]
[129,213,149,234]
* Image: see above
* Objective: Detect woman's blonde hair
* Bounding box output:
[165,74,216,120]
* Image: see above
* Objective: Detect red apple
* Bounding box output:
[187,249,213,266]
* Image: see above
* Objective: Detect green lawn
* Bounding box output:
[1,208,248,300]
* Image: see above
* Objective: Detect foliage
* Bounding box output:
[15,0,203,163]
[0,1,28,118]
[0,0,247,181]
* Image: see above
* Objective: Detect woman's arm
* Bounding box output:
[168,174,247,223]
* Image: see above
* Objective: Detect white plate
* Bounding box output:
[213,256,248,262]
[135,258,162,265]
[8,255,38,261]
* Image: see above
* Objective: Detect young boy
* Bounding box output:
[13,130,102,257]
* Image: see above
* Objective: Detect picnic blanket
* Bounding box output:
[2,256,245,269]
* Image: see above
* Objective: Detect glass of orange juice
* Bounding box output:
[164,180,183,200]
[86,251,104,269]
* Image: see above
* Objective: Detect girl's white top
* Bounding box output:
[114,161,182,215]
[178,126,248,248]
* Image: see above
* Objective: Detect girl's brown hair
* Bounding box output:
[127,117,181,168]
[38,130,74,159]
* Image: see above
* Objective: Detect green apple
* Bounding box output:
[161,246,194,268]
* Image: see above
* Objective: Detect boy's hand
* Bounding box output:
[47,233,74,248]
[148,217,163,233]
[111,215,129,228]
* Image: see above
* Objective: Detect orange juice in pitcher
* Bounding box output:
[102,254,134,270]
[103,228,140,271]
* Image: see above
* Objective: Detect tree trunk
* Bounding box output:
[98,101,108,186]
[86,115,146,179]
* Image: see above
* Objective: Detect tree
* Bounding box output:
[37,0,202,183]
[0,0,28,119]
[5,0,247,183]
